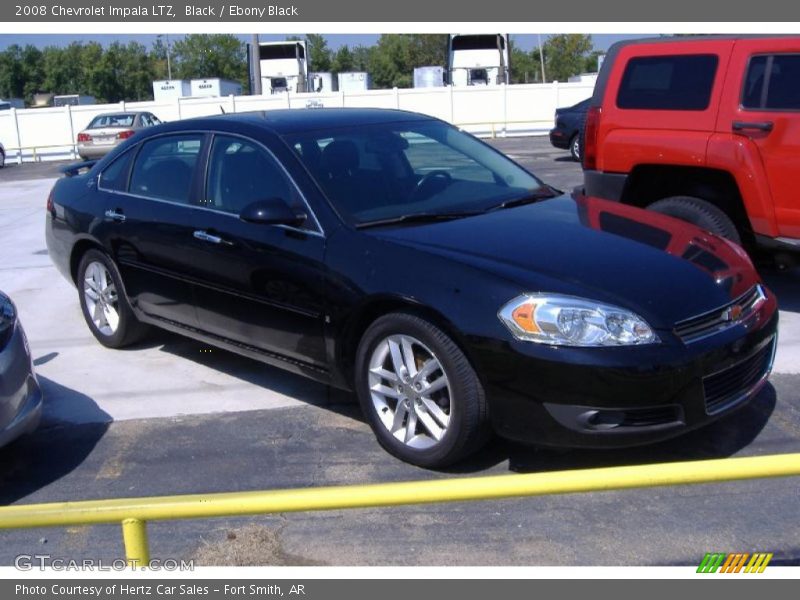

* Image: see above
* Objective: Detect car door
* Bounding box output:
[188,133,329,369]
[99,132,205,327]
[718,39,800,239]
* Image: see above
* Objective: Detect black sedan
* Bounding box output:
[549,98,590,161]
[46,109,778,467]
[0,291,42,449]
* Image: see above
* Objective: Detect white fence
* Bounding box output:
[0,82,594,163]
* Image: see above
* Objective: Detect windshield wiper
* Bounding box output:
[355,210,484,229]
[485,186,561,212]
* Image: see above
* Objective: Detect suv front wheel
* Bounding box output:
[647,196,741,245]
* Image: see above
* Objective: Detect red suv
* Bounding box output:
[583,36,800,267]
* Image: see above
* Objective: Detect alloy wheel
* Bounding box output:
[368,334,452,449]
[83,260,120,336]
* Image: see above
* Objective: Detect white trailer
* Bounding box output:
[448,34,510,86]
[152,79,192,101]
[190,78,243,98]
[337,72,371,93]
[308,72,338,93]
[53,95,96,106]
[414,66,446,88]
[258,41,308,94]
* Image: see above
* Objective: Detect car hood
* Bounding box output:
[367,194,760,328]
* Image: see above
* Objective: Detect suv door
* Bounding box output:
[717,39,800,239]
[99,133,205,327]
[189,133,329,370]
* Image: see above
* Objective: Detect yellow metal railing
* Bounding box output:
[2,452,799,566]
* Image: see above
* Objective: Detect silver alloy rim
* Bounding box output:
[83,261,120,336]
[572,138,580,158]
[368,334,452,449]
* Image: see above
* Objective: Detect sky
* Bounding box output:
[0,33,647,53]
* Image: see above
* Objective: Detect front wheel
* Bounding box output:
[77,249,148,348]
[355,313,489,468]
[648,195,741,245]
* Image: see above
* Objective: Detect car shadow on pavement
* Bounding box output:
[443,383,777,475]
[0,375,111,505]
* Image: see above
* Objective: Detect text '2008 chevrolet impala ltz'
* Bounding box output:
[45,108,778,467]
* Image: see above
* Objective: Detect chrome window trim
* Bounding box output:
[97,129,325,238]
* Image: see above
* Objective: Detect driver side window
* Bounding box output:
[205,135,308,223]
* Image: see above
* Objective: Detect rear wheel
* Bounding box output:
[77,249,148,348]
[648,195,741,244]
[569,134,581,161]
[355,313,489,468]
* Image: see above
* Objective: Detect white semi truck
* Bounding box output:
[258,41,308,94]
[447,34,510,86]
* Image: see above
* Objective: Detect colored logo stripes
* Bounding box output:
[697,552,773,573]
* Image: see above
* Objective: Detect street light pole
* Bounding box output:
[166,34,172,80]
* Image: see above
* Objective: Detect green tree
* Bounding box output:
[351,45,373,72]
[171,34,248,90]
[332,45,354,73]
[305,33,331,72]
[0,45,26,98]
[509,37,542,84]
[544,34,593,82]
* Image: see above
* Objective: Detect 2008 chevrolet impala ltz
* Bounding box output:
[45,109,778,467]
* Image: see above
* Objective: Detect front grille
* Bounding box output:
[674,285,766,343]
[702,338,775,415]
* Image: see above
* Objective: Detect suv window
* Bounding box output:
[743,54,800,110]
[617,55,719,110]
[99,148,135,192]
[129,134,202,204]
[205,135,300,218]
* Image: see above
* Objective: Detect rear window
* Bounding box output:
[742,54,800,110]
[88,114,136,128]
[616,54,719,110]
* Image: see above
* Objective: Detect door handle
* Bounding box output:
[104,209,126,222]
[732,120,774,133]
[193,230,231,245]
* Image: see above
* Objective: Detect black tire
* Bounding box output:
[355,312,490,468]
[569,133,581,162]
[77,249,148,348]
[0,149,5,169]
[648,196,741,244]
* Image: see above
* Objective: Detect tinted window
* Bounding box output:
[205,135,294,216]
[285,120,542,225]
[743,54,800,110]
[617,55,718,110]
[129,134,202,204]
[99,148,135,192]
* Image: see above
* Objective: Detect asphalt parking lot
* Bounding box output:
[0,136,799,566]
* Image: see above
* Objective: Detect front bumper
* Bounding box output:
[474,301,778,448]
[0,321,43,448]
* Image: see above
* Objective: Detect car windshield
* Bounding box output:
[284,120,546,225]
[88,114,135,128]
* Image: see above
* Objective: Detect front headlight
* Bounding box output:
[0,292,17,348]
[498,293,658,347]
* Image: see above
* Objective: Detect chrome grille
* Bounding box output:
[674,284,767,343]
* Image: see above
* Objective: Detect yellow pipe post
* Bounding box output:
[121,518,150,567]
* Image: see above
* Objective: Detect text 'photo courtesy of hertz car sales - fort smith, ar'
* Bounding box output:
[46,108,778,468]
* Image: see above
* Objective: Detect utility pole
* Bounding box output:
[537,34,546,83]
[166,34,172,80]
[251,34,262,95]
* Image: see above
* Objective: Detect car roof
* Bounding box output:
[163,108,436,136]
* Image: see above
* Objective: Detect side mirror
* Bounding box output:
[239,198,307,227]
